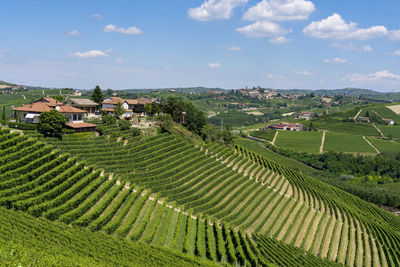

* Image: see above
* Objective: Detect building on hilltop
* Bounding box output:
[382,118,395,125]
[101,97,153,118]
[12,97,97,133]
[261,122,304,131]
[66,98,98,115]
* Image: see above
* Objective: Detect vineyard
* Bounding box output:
[1,128,400,266]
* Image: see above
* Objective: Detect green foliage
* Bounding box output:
[114,101,126,117]
[118,119,131,131]
[91,85,104,104]
[7,122,37,130]
[249,130,276,141]
[275,131,322,153]
[102,114,117,125]
[1,106,5,121]
[52,95,64,102]
[38,110,67,137]
[146,102,161,115]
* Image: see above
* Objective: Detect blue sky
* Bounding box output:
[1,0,400,91]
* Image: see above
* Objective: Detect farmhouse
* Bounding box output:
[102,97,153,117]
[294,112,314,120]
[357,116,370,123]
[262,122,304,131]
[383,118,395,125]
[12,97,98,133]
[66,98,98,115]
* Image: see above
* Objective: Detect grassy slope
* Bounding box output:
[313,121,380,137]
[274,131,322,153]
[376,125,400,139]
[367,137,400,155]
[0,207,217,267]
[324,132,375,153]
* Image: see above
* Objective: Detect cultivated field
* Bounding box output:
[387,104,400,115]
[367,137,400,155]
[324,132,376,154]
[274,131,322,153]
[249,130,276,142]
[313,121,380,137]
[375,125,400,139]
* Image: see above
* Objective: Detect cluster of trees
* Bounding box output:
[159,97,233,144]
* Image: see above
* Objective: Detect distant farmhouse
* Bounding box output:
[261,122,304,131]
[357,116,370,123]
[102,97,153,118]
[12,97,97,133]
[382,118,395,125]
[294,112,314,120]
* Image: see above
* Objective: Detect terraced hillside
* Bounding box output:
[40,131,400,267]
[0,129,339,267]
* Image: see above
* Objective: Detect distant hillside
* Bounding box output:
[275,88,384,96]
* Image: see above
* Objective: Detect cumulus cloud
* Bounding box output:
[269,36,291,44]
[208,62,221,68]
[347,70,400,83]
[389,50,400,56]
[104,24,143,35]
[69,50,109,58]
[243,0,315,21]
[330,43,372,52]
[90,14,103,20]
[323,57,347,64]
[292,70,315,76]
[188,0,247,21]
[389,30,400,41]
[68,30,80,36]
[303,13,398,40]
[236,21,291,38]
[227,46,241,51]
[266,73,285,79]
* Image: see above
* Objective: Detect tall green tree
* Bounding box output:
[91,85,104,104]
[114,102,126,117]
[1,106,6,121]
[38,110,67,137]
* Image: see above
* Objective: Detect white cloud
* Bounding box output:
[90,14,103,20]
[188,0,247,21]
[389,30,400,41]
[292,70,315,76]
[227,46,241,51]
[331,43,372,52]
[304,13,394,40]
[236,21,291,38]
[389,50,400,56]
[68,30,80,36]
[347,70,400,83]
[104,24,143,35]
[266,73,285,79]
[323,57,347,64]
[208,62,221,68]
[69,50,109,59]
[243,0,315,21]
[269,36,291,44]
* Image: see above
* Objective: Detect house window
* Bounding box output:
[73,114,77,121]
[78,114,82,120]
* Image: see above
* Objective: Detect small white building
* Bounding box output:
[383,118,395,125]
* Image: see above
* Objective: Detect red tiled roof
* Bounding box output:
[102,97,124,104]
[137,98,153,104]
[66,122,98,129]
[12,102,52,113]
[57,106,86,113]
[125,99,141,105]
[33,97,64,107]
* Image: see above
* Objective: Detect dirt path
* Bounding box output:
[354,109,362,120]
[372,123,385,137]
[271,130,279,145]
[363,136,380,154]
[320,131,326,153]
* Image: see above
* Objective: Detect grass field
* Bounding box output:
[324,132,376,154]
[372,105,400,122]
[275,131,322,153]
[375,125,400,139]
[313,121,380,136]
[367,137,400,156]
[249,130,276,141]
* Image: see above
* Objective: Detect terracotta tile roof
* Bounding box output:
[66,122,98,129]
[137,98,153,104]
[68,98,98,106]
[12,102,52,113]
[58,106,86,113]
[102,97,124,104]
[33,97,64,107]
[125,99,141,105]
